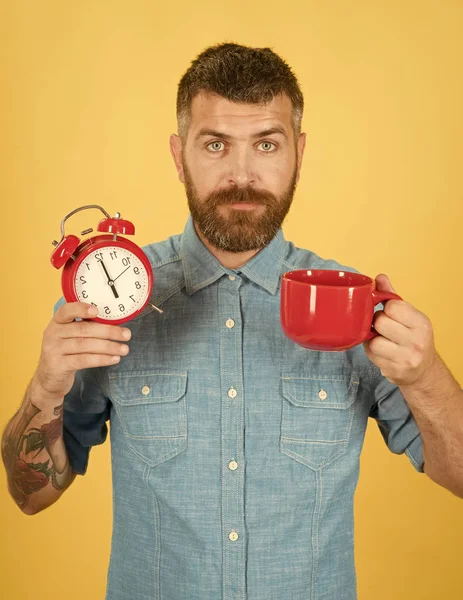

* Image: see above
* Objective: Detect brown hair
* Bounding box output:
[176,42,304,142]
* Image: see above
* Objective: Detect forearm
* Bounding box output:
[399,354,463,498]
[1,376,75,514]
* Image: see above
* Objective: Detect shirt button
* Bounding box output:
[228,530,239,541]
[228,387,237,398]
[228,275,236,281]
[318,389,327,400]
[142,386,150,395]
[229,460,238,471]
[226,318,235,329]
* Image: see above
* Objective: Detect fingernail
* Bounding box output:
[88,305,98,316]
[122,329,131,340]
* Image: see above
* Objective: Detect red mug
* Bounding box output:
[280,269,402,351]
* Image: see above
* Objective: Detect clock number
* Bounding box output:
[91,302,97,307]
[104,306,111,315]
[110,251,118,260]
[133,267,140,275]
[119,304,125,312]
[95,252,104,262]
[135,281,141,289]
[85,263,91,270]
[82,290,88,299]
[122,257,131,267]
[80,275,87,284]
[129,295,135,302]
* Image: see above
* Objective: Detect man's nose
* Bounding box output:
[227,148,256,187]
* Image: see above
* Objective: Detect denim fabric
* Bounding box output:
[58,214,424,600]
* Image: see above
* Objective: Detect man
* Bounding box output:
[2,42,462,600]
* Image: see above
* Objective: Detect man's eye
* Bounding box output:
[258,141,276,152]
[207,141,225,152]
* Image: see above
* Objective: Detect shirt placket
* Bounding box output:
[219,273,247,600]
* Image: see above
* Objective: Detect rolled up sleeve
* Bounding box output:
[62,368,110,475]
[368,366,425,473]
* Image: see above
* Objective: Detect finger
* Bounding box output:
[375,273,397,294]
[57,320,131,342]
[54,302,98,324]
[363,342,394,375]
[367,334,405,361]
[363,340,384,366]
[382,299,423,329]
[373,310,414,346]
[59,338,130,357]
[362,341,373,362]
[62,354,123,371]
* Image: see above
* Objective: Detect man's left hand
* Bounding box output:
[362,274,439,387]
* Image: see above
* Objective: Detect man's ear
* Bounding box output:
[169,134,185,184]
[295,132,306,184]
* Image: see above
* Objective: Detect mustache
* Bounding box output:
[208,186,276,206]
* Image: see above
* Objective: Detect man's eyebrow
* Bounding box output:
[194,126,288,141]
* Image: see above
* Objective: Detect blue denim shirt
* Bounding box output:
[59,214,424,600]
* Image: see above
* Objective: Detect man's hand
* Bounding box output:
[362,274,438,388]
[34,302,131,403]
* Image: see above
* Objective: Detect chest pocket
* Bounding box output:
[280,372,359,471]
[109,370,188,468]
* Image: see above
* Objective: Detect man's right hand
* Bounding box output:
[33,302,131,402]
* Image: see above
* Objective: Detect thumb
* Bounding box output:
[374,273,397,294]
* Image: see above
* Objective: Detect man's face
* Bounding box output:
[170,91,306,253]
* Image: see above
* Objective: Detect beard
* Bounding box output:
[182,158,298,253]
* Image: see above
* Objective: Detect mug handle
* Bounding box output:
[366,290,402,340]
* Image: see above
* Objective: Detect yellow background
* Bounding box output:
[1,1,462,598]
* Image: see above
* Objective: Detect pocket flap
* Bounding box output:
[281,373,359,409]
[109,371,187,406]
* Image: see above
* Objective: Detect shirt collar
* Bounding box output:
[180,214,287,296]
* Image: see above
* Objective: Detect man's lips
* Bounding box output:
[229,203,262,210]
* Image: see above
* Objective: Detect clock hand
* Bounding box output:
[112,265,130,283]
[99,259,119,299]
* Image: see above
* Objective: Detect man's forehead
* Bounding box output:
[189,91,293,131]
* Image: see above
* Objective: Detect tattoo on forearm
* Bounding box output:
[1,397,70,510]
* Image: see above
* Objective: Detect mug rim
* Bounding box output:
[281,269,373,288]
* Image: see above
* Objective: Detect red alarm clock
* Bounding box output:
[51,204,161,324]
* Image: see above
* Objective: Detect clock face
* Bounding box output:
[74,245,150,321]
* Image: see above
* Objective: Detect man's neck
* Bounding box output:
[193,221,260,270]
